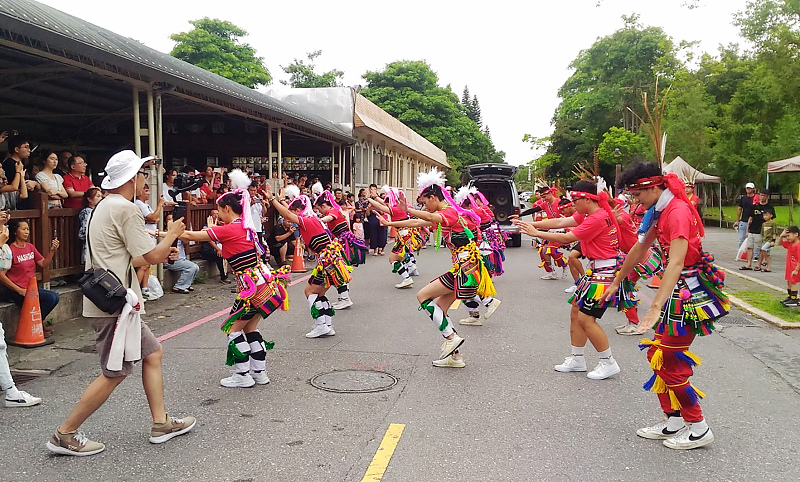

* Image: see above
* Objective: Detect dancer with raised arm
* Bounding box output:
[381,169,495,368]
[180,170,290,388]
[603,162,729,450]
[368,187,424,289]
[265,183,351,338]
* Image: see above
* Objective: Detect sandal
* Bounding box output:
[764,269,772,272]
[754,266,761,271]
[172,287,190,294]
[739,266,752,270]
[188,286,195,291]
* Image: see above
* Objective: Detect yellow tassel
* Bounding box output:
[652,375,667,393]
[668,389,682,410]
[639,338,656,347]
[477,263,497,298]
[593,284,605,299]
[683,350,703,366]
[649,348,664,371]
[691,384,706,399]
[696,307,709,321]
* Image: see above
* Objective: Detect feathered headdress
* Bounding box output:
[292,194,315,217]
[384,186,400,207]
[217,169,264,255]
[311,182,324,203]
[417,168,480,225]
[317,189,342,211]
[454,186,478,206]
[285,184,300,201]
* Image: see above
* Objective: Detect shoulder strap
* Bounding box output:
[85,198,133,289]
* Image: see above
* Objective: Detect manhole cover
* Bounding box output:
[310,370,398,393]
[718,316,759,327]
[9,370,46,386]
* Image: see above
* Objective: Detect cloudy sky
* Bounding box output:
[39,0,749,166]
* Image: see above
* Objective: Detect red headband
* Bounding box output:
[626,176,665,191]
[559,201,574,209]
[569,190,600,201]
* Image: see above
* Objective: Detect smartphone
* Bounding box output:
[173,204,187,221]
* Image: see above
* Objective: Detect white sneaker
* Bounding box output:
[331,298,353,310]
[410,268,420,276]
[251,371,270,385]
[663,426,714,450]
[541,271,559,280]
[432,355,466,368]
[587,357,620,380]
[615,323,640,336]
[326,325,335,336]
[564,285,577,294]
[440,334,464,359]
[395,277,414,289]
[484,298,502,319]
[554,355,587,372]
[4,390,42,407]
[636,419,686,440]
[305,324,332,338]
[459,315,483,326]
[220,373,255,388]
[562,267,569,279]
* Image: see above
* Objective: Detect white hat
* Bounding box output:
[101,150,154,189]
[745,182,755,189]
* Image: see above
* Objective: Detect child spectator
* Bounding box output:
[78,187,102,265]
[352,213,365,241]
[759,210,778,272]
[780,226,800,307]
[163,213,199,294]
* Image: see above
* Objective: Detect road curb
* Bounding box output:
[727,294,800,329]
[720,266,784,293]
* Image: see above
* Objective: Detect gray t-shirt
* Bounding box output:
[84,193,155,317]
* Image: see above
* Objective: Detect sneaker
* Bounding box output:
[439,334,465,359]
[541,271,559,280]
[564,285,577,294]
[663,426,714,450]
[781,297,793,305]
[325,325,336,336]
[587,357,620,380]
[432,355,466,368]
[395,277,414,289]
[46,430,105,456]
[220,373,255,388]
[562,267,569,279]
[5,390,42,407]
[410,268,420,276]
[554,355,587,372]
[785,299,800,308]
[615,323,640,336]
[636,419,687,440]
[305,324,332,338]
[331,298,353,310]
[484,298,502,319]
[149,414,197,444]
[251,371,270,385]
[459,315,483,326]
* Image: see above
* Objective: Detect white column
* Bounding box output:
[267,124,273,179]
[132,87,141,157]
[277,126,283,181]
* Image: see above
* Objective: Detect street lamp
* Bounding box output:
[613,148,622,158]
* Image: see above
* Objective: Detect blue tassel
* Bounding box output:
[643,373,657,391]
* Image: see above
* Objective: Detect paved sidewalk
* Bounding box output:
[702,226,786,290]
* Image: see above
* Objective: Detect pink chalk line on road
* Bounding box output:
[157,273,311,342]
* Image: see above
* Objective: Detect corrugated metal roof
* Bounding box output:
[0,0,354,142]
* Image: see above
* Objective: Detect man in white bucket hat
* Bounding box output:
[47,150,196,456]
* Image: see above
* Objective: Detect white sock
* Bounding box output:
[666,416,686,431]
[598,348,612,359]
[307,293,318,309]
[690,418,709,436]
[5,386,20,399]
[571,346,585,357]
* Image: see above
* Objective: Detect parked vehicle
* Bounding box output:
[465,163,522,247]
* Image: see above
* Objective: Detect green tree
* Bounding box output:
[597,126,648,165]
[170,18,271,88]
[362,61,501,182]
[470,95,482,127]
[280,50,344,88]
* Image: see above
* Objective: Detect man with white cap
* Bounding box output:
[736,182,757,254]
[47,150,196,456]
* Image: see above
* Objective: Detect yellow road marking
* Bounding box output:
[361,423,405,481]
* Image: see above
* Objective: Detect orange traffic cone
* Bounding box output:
[8,276,54,348]
[291,240,307,273]
[647,275,662,289]
[390,226,398,239]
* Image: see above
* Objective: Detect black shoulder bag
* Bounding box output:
[78,201,131,314]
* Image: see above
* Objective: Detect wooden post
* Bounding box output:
[36,191,51,285]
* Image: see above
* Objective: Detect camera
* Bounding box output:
[169,172,205,200]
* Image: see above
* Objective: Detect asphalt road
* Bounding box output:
[3,237,800,481]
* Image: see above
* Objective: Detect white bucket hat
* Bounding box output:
[101,150,155,189]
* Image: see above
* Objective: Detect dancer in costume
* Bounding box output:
[265,184,351,338]
[518,186,566,280]
[514,179,634,380]
[179,170,290,388]
[368,188,423,289]
[557,198,586,294]
[314,190,368,310]
[454,186,502,326]
[604,162,729,450]
[381,169,495,368]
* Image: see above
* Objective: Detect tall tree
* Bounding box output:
[470,95,483,127]
[170,18,271,88]
[461,86,471,108]
[280,50,344,88]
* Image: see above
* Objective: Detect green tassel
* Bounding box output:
[225,340,247,366]
[310,304,321,319]
[392,261,402,273]
[435,224,442,252]
[464,273,478,287]
[264,340,275,351]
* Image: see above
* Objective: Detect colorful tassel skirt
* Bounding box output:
[221,264,291,333]
[568,264,636,312]
[309,240,352,288]
[652,270,729,337]
[338,231,369,267]
[391,228,425,257]
[437,241,496,300]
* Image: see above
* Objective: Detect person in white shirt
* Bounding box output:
[135,184,164,300]
[248,182,265,247]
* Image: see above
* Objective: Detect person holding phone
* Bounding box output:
[266,217,296,266]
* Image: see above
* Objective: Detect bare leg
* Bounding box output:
[142,348,167,424]
[279,243,288,263]
[569,305,588,347]
[576,310,610,352]
[746,248,754,268]
[568,251,584,282]
[60,374,127,433]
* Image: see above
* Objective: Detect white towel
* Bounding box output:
[106,289,142,371]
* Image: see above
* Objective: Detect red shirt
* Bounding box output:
[782,239,800,283]
[570,209,619,260]
[63,173,94,209]
[474,206,492,224]
[616,210,639,253]
[206,220,256,259]
[7,242,42,289]
[534,198,561,219]
[389,206,408,222]
[325,208,349,235]
[655,197,703,267]
[438,205,477,237]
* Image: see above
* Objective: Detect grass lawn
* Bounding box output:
[704,205,800,224]
[730,289,800,322]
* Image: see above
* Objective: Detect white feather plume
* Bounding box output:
[453,186,471,205]
[379,184,391,196]
[285,184,300,200]
[417,168,446,194]
[228,169,251,191]
[311,182,324,197]
[595,176,607,195]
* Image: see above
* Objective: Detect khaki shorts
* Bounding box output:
[91,317,161,378]
[745,233,763,249]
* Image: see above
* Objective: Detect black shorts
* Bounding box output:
[578,303,607,319]
[571,242,584,259]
